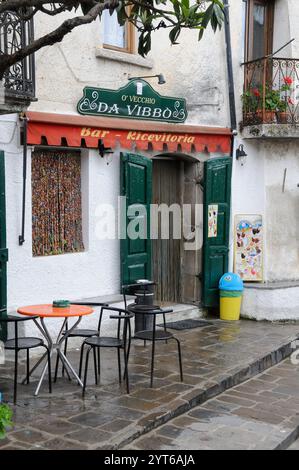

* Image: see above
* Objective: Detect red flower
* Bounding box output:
[252,88,260,97]
[288,97,294,105]
[284,76,293,85]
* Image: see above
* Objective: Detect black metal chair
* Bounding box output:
[128,304,183,387]
[122,282,168,338]
[54,302,108,381]
[80,306,133,396]
[0,312,52,404]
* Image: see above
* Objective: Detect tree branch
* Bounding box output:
[0,2,111,78]
[0,1,95,15]
[0,0,224,80]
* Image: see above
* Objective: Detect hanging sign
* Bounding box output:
[234,215,263,282]
[77,79,187,124]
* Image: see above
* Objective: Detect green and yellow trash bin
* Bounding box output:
[219,273,243,321]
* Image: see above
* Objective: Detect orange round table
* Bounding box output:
[17,304,93,395]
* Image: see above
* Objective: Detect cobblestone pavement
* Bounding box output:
[128,358,299,450]
[288,440,299,450]
[0,318,298,450]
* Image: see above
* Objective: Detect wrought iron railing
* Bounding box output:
[242,57,299,126]
[0,10,35,100]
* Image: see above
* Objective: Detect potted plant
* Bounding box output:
[276,98,289,123]
[0,401,13,439]
[256,86,281,123]
[241,87,260,123]
[276,76,293,123]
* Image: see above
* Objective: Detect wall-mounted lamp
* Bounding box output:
[128,73,166,85]
[98,140,113,165]
[236,144,247,166]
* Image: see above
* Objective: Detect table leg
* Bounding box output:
[28,315,85,396]
[58,350,83,387]
[21,352,47,384]
[21,317,51,385]
[33,318,54,396]
[56,316,84,387]
[34,348,54,396]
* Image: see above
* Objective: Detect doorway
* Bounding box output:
[152,157,203,304]
[120,153,232,308]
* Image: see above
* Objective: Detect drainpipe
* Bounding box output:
[19,114,28,246]
[223,0,237,273]
[223,0,237,144]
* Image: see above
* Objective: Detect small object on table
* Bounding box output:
[17,304,93,396]
[52,300,70,308]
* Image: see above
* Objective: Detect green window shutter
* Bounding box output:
[120,153,152,285]
[0,151,7,342]
[202,157,232,307]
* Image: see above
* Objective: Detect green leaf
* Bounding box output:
[138,31,152,57]
[169,25,181,44]
[0,404,13,438]
[117,8,128,27]
[170,0,181,18]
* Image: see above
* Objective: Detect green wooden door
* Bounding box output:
[120,153,152,285]
[0,151,8,341]
[202,157,232,307]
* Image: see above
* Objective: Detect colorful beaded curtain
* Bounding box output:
[32,149,84,257]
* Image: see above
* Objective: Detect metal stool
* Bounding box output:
[0,313,52,404]
[128,304,183,387]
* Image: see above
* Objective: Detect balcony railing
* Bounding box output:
[242,57,299,127]
[0,9,35,110]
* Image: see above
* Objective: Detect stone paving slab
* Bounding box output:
[128,359,299,450]
[0,318,299,450]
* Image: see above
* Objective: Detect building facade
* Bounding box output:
[0,0,298,333]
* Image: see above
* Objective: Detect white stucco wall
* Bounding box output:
[229,0,299,284]
[29,8,230,128]
[1,0,299,324]
[242,283,299,321]
[0,115,121,312]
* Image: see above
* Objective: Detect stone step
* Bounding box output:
[114,329,299,449]
[128,357,299,450]
[158,303,207,322]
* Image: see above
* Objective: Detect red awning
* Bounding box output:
[25,112,232,155]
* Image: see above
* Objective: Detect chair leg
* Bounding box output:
[163,313,168,344]
[123,338,131,381]
[150,315,157,388]
[150,338,156,388]
[117,348,122,385]
[97,348,101,376]
[123,347,130,394]
[54,353,60,383]
[82,346,92,397]
[26,349,30,385]
[93,348,98,385]
[78,342,86,379]
[143,314,146,347]
[62,337,68,378]
[174,338,183,382]
[45,347,52,394]
[13,349,18,405]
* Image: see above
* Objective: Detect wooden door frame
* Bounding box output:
[245,0,274,62]
[151,153,203,304]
